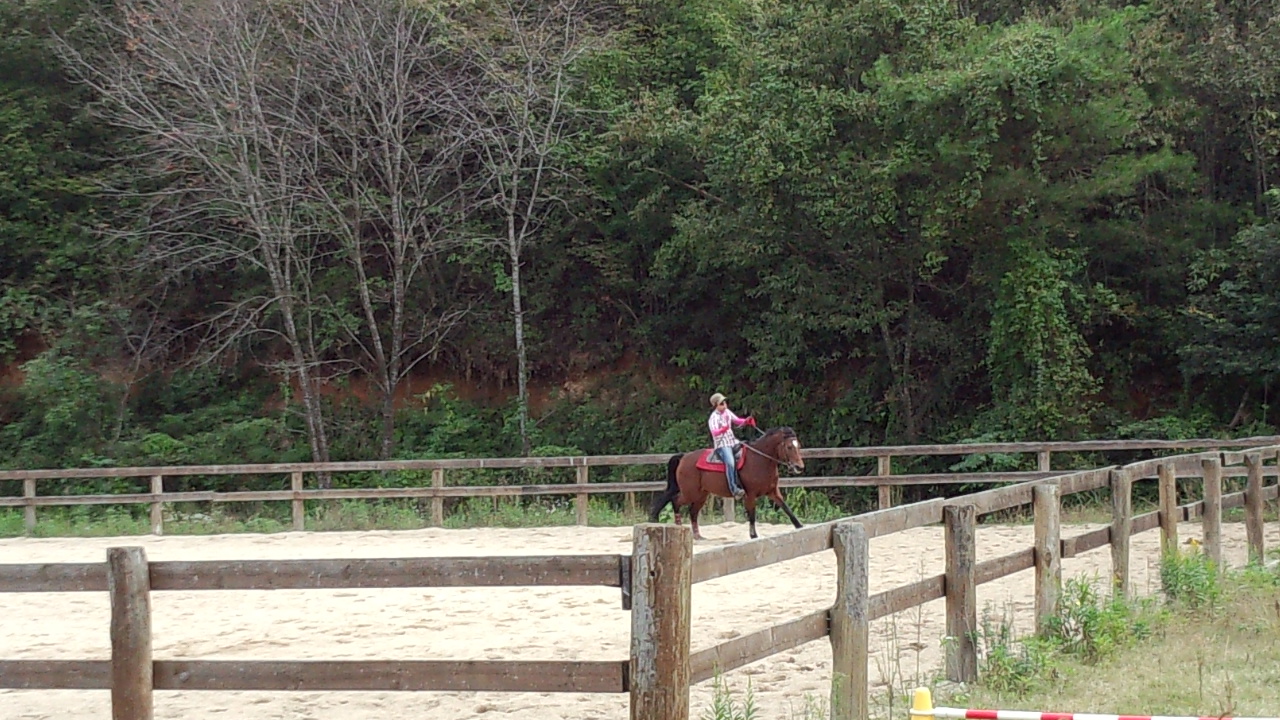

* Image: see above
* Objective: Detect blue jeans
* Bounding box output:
[716,446,743,495]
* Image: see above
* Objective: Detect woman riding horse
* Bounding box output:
[648,426,805,540]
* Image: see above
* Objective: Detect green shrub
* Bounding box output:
[1043,575,1160,662]
[757,486,845,524]
[976,605,1055,695]
[1160,546,1223,611]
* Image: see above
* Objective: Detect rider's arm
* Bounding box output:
[709,413,731,436]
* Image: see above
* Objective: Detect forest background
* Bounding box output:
[3,0,1280,506]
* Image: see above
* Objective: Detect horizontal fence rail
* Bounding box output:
[3,437,1278,536]
[0,659,628,693]
[4,436,1275,481]
[0,555,631,594]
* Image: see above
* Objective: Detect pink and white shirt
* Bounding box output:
[708,408,747,449]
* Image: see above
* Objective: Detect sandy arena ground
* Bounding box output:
[1,520,1275,720]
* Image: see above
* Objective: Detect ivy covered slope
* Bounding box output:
[2,0,1279,471]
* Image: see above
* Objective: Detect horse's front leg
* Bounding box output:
[745,496,759,540]
[769,489,803,529]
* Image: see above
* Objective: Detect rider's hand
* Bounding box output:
[746,416,757,427]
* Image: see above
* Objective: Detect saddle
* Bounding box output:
[694,444,746,472]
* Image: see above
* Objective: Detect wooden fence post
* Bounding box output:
[576,465,590,526]
[432,469,445,527]
[630,523,692,720]
[1037,450,1051,472]
[1033,482,1060,635]
[722,495,735,524]
[1201,457,1222,567]
[109,547,152,720]
[148,476,164,535]
[1244,453,1265,564]
[1110,469,1132,597]
[830,521,869,720]
[944,504,976,683]
[23,478,36,535]
[877,455,893,510]
[1158,463,1178,555]
[290,472,305,531]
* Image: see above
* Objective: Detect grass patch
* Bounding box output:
[442,496,642,528]
[308,500,428,532]
[29,506,152,537]
[943,550,1280,718]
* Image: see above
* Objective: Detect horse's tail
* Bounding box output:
[648,453,683,522]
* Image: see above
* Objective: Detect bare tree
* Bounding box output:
[59,0,339,465]
[443,0,606,455]
[61,0,477,465]
[106,288,180,444]
[286,0,475,459]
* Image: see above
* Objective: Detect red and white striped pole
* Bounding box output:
[910,688,1280,720]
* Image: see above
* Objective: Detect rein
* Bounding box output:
[743,437,797,469]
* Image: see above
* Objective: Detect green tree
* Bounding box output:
[987,241,1100,438]
[0,0,113,360]
[1180,192,1280,426]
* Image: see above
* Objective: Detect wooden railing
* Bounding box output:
[2,436,1276,535]
[3,444,1277,719]
[642,444,1280,719]
[0,547,637,717]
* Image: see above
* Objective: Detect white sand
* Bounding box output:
[1,520,1274,720]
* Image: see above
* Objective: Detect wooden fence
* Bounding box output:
[2,436,1276,535]
[655,444,1280,719]
[1,444,1277,720]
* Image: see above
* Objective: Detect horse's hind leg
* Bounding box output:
[745,496,759,540]
[689,499,706,540]
[769,489,803,529]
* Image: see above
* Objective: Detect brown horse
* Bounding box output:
[648,426,805,540]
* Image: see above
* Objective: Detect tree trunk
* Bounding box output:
[277,284,332,483]
[510,230,531,457]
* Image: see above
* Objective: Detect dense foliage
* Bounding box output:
[2,0,1279,475]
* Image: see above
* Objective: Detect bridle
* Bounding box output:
[743,434,803,474]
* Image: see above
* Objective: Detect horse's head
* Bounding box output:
[761,426,804,474]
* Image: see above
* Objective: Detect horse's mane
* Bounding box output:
[758,426,796,439]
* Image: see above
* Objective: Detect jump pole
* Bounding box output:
[909,688,1280,720]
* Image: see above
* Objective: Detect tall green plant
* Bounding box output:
[986,242,1100,439]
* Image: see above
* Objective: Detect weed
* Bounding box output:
[873,556,936,713]
[1043,575,1160,662]
[701,674,758,720]
[1160,547,1223,612]
[786,693,829,720]
[975,604,1055,695]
